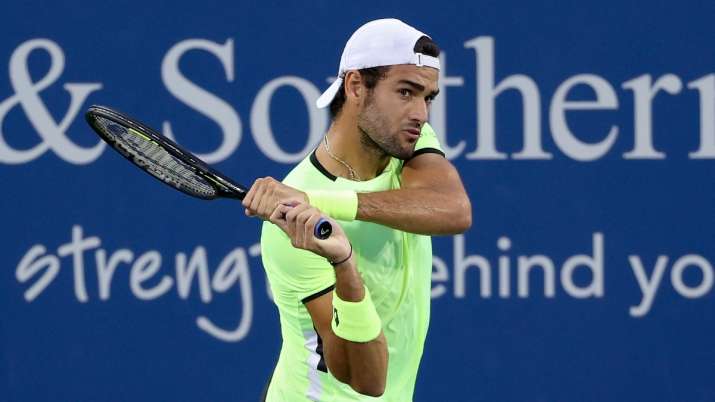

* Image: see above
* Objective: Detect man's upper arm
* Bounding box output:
[400,122,472,232]
[402,122,467,195]
[303,289,345,380]
[402,151,466,194]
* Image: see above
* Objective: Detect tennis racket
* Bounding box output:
[85,105,332,239]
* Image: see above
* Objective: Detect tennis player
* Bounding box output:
[245,18,471,401]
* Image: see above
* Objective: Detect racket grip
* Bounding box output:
[314,218,332,239]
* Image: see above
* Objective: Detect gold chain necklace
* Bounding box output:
[323,135,362,181]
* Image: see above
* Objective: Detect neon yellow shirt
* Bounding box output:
[261,124,443,402]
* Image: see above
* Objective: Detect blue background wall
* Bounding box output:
[1,1,714,401]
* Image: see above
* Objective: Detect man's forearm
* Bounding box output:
[242,163,473,236]
[325,258,388,397]
[357,188,472,235]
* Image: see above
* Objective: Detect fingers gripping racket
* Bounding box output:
[85,105,332,239]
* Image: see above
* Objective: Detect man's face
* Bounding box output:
[356,64,439,160]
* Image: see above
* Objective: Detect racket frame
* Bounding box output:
[85,105,247,200]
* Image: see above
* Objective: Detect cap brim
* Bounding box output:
[316,77,343,109]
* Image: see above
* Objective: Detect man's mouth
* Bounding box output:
[403,128,421,138]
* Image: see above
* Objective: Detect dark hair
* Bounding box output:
[328,35,440,120]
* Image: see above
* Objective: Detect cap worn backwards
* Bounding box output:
[316,18,441,109]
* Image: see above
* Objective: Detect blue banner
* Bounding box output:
[2,1,714,401]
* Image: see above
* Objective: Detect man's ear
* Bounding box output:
[344,71,364,105]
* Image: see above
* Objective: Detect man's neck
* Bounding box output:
[315,115,390,181]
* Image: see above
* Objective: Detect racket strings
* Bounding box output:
[94,116,217,198]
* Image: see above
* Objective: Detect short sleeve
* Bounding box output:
[260,221,336,304]
[414,122,445,155]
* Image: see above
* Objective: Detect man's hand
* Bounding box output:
[242,177,308,220]
[269,202,351,263]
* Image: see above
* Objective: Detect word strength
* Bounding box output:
[15,225,259,342]
[431,232,713,317]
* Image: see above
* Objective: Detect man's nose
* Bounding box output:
[409,99,429,124]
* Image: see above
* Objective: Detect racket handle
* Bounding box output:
[280,202,332,239]
[314,218,332,239]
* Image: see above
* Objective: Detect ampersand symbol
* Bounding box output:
[0,39,104,164]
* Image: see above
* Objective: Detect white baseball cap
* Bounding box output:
[315,18,441,109]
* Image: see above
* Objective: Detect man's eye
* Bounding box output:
[399,89,412,97]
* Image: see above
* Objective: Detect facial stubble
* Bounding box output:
[357,91,415,161]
